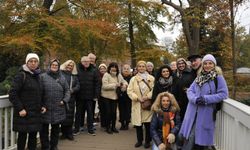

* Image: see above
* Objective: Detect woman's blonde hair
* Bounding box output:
[60,60,78,75]
[151,92,180,113]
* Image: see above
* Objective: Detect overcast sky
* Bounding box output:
[154,1,250,44]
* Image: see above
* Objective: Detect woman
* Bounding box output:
[150,92,181,150]
[179,54,228,150]
[9,53,46,150]
[127,60,155,148]
[152,65,175,102]
[101,62,128,134]
[40,59,70,150]
[60,60,80,140]
[119,64,133,130]
[146,61,155,76]
[98,63,107,128]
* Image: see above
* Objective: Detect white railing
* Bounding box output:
[1,95,250,150]
[215,98,250,150]
[0,95,16,150]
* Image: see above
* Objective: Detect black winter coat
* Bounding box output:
[172,68,193,120]
[9,65,43,132]
[61,71,80,125]
[77,64,100,100]
[150,111,181,146]
[151,77,175,102]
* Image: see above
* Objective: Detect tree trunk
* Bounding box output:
[128,2,136,68]
[230,0,237,99]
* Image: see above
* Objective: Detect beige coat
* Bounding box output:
[101,72,128,100]
[127,74,155,126]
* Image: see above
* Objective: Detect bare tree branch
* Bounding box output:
[178,0,183,8]
[161,0,184,14]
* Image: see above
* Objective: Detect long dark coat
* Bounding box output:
[9,65,43,132]
[173,68,193,120]
[40,72,70,124]
[61,71,80,125]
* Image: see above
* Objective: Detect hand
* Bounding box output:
[41,107,46,114]
[60,101,64,105]
[142,96,148,101]
[196,96,206,105]
[138,97,144,102]
[158,143,166,150]
[167,133,175,144]
[19,109,27,117]
[93,98,98,101]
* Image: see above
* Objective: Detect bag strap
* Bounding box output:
[142,79,152,91]
[137,80,144,96]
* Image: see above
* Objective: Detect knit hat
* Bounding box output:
[25,53,39,64]
[98,63,107,70]
[137,60,147,67]
[202,54,217,65]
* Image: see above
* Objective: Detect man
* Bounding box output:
[74,56,100,136]
[87,53,100,125]
[173,58,193,121]
[187,54,202,80]
[88,53,97,67]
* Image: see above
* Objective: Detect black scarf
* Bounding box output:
[195,70,217,87]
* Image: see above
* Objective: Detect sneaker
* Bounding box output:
[88,130,96,136]
[80,127,85,132]
[93,122,98,126]
[73,129,80,136]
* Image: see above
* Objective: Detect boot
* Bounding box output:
[106,125,113,134]
[120,122,125,130]
[112,123,119,133]
[124,121,129,130]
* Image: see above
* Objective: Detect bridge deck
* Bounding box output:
[57,125,146,150]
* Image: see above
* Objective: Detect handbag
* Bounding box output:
[138,79,152,110]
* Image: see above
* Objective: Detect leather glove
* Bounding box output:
[196,96,206,105]
[167,133,175,144]
[158,143,166,150]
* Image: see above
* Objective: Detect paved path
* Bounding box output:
[58,124,147,150]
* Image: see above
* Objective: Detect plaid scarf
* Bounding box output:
[195,70,217,87]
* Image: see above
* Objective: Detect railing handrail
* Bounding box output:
[223,98,250,128]
[0,95,12,108]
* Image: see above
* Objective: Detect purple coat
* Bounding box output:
[179,75,228,146]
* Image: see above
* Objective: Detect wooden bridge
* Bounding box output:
[1,95,250,150]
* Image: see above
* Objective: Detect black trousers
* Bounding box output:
[17,132,37,150]
[118,95,131,124]
[40,123,60,150]
[61,125,73,136]
[103,98,118,129]
[135,123,151,143]
[99,97,107,128]
[75,99,94,131]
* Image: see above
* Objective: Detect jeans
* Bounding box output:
[182,122,196,150]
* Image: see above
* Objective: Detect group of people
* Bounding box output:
[9,52,228,150]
